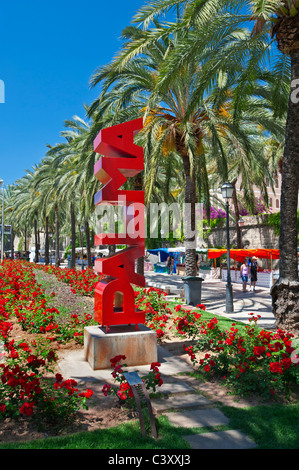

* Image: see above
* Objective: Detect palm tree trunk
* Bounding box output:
[45,216,49,265]
[271,48,299,333]
[78,223,82,248]
[71,202,76,269]
[182,155,197,277]
[24,227,27,251]
[85,219,92,268]
[34,218,39,263]
[11,226,14,260]
[55,204,60,267]
[108,245,116,255]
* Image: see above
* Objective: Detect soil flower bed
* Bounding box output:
[34,263,103,296]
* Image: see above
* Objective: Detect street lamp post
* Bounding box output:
[221,182,234,313]
[0,179,4,263]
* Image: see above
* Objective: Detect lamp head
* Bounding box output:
[221,182,234,200]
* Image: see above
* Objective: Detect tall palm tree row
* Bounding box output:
[5,113,97,267]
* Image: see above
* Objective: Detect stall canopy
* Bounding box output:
[147,247,208,262]
[146,247,291,263]
[208,248,281,262]
[167,247,208,254]
[146,248,170,262]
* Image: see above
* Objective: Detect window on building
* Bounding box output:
[269,198,272,207]
[276,199,280,209]
[275,177,279,188]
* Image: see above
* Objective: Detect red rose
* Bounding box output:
[0,403,6,413]
[79,389,93,399]
[20,402,35,416]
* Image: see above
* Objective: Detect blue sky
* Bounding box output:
[0,0,145,186]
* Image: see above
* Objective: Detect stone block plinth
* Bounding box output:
[84,324,157,370]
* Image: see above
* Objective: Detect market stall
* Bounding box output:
[146,247,208,274]
[145,248,170,272]
[208,248,283,288]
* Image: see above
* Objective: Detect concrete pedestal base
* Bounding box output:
[84,324,158,370]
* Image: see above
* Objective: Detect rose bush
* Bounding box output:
[2,260,96,345]
[3,258,299,405]
[0,331,93,426]
[174,306,299,399]
[0,260,93,426]
[102,355,163,404]
[134,286,173,342]
[34,264,103,296]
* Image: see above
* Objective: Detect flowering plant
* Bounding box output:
[0,336,93,425]
[102,355,163,404]
[178,310,299,399]
[0,260,93,426]
[173,304,207,344]
[35,264,103,296]
[135,287,172,342]
[203,206,226,220]
[3,261,96,345]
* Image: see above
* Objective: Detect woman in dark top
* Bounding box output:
[250,256,258,292]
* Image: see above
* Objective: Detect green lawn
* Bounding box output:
[221,403,299,449]
[1,403,299,449]
[167,300,252,335]
[0,417,190,450]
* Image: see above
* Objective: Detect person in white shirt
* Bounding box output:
[240,258,249,292]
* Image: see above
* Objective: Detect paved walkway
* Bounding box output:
[145,271,276,330]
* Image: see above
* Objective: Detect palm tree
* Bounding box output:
[3,184,17,259]
[32,156,65,267]
[49,114,100,269]
[9,169,41,258]
[259,2,299,330]
[89,25,248,276]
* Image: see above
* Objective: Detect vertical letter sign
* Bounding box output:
[93,118,145,332]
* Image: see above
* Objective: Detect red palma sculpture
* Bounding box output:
[93,118,146,332]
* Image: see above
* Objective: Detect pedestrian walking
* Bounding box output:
[250,256,258,291]
[240,258,249,292]
[167,255,172,274]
